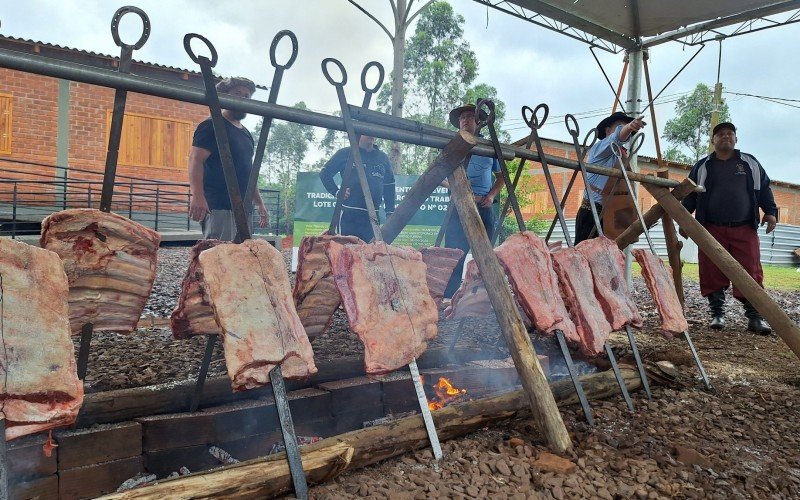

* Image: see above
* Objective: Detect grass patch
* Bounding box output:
[632,261,799,291]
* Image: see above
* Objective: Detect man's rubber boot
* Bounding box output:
[744,301,772,335]
[707,290,726,330]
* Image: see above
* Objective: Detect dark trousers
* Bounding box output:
[339,208,375,243]
[574,204,603,245]
[443,203,496,298]
[699,223,763,300]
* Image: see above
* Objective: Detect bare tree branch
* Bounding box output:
[405,0,434,26]
[347,0,394,41]
[390,0,398,25]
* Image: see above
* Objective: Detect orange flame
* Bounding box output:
[427,377,467,411]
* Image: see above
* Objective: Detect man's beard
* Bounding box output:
[230,110,247,121]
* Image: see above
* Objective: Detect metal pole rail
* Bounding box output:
[0,47,687,191]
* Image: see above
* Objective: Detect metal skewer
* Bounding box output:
[185,33,308,499]
[77,7,150,383]
[565,116,650,404]
[189,30,297,413]
[484,102,594,424]
[328,61,385,235]
[322,57,442,460]
[610,139,713,392]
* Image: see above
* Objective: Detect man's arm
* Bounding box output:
[481,174,505,208]
[383,161,396,216]
[319,149,347,196]
[757,162,778,233]
[188,146,211,222]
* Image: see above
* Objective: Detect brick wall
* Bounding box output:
[517,139,800,226]
[0,66,209,211]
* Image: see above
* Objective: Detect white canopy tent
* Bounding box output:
[473,0,800,51]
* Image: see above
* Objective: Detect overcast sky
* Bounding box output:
[3,0,799,183]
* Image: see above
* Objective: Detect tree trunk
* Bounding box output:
[390,0,407,174]
[99,368,642,499]
[644,182,800,360]
[382,130,476,244]
[615,178,696,249]
[448,163,571,452]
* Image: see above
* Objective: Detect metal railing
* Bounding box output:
[0,159,280,238]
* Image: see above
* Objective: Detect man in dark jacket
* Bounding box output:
[681,122,777,334]
[319,135,395,242]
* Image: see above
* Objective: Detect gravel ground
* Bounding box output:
[78,246,800,498]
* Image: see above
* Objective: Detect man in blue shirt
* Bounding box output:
[442,104,504,298]
[575,111,645,244]
[320,135,396,243]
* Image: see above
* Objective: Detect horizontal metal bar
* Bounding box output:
[0,47,682,189]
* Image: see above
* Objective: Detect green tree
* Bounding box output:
[256,101,314,233]
[663,83,730,163]
[374,1,509,174]
[347,0,435,172]
[405,1,477,123]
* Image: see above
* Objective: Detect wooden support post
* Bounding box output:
[381,131,476,244]
[98,368,641,500]
[616,178,696,249]
[644,183,800,360]
[448,163,572,452]
[656,170,685,307]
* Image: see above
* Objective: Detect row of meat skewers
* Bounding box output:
[0,207,686,441]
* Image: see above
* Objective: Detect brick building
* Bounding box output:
[514,137,800,227]
[0,35,209,221]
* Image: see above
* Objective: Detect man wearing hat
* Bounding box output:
[188,77,269,240]
[681,122,777,334]
[574,111,646,244]
[441,103,504,299]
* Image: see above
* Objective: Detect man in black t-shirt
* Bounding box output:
[681,122,778,334]
[188,77,268,241]
[319,135,395,242]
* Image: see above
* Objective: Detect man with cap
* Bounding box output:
[574,111,646,244]
[681,122,777,334]
[188,76,269,241]
[441,103,504,299]
[319,134,396,243]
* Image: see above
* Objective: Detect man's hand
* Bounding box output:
[762,214,777,234]
[626,117,646,134]
[189,193,210,222]
[479,195,494,208]
[258,207,269,229]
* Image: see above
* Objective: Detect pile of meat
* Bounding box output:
[172,239,317,390]
[445,233,651,357]
[40,208,160,335]
[0,239,84,441]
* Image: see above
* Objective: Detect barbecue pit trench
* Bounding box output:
[6,350,549,499]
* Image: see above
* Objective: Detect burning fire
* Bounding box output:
[428,377,467,411]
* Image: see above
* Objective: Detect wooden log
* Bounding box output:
[98,368,641,499]
[645,183,800,360]
[657,169,685,307]
[381,130,476,244]
[447,163,571,452]
[78,347,501,427]
[616,178,697,249]
[101,442,354,500]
